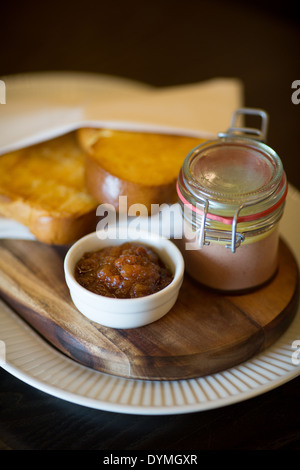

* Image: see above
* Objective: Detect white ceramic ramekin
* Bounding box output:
[64,228,184,328]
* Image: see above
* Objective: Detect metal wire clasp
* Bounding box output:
[195,197,245,253]
[218,108,269,142]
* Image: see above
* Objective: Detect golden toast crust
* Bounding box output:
[0,132,98,244]
[77,128,206,210]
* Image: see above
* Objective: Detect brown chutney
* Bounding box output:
[75,242,173,299]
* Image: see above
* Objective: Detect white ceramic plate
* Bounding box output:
[1,185,299,415]
[1,286,300,415]
[0,72,300,415]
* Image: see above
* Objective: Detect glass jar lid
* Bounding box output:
[178,109,287,221]
[188,139,282,204]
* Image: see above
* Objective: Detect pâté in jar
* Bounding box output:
[176,108,288,292]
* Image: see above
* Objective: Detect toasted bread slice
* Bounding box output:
[0,132,98,244]
[77,128,206,211]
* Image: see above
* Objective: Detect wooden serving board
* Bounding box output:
[0,238,298,380]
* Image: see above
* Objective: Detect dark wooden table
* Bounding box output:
[1,0,300,451]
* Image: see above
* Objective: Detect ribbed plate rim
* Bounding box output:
[1,297,300,415]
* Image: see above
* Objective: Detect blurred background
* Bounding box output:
[1,0,299,188]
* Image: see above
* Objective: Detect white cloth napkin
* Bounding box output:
[0,72,246,240]
[0,72,243,154]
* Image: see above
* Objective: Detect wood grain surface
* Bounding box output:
[0,238,298,380]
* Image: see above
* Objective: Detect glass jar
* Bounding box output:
[176,108,288,292]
